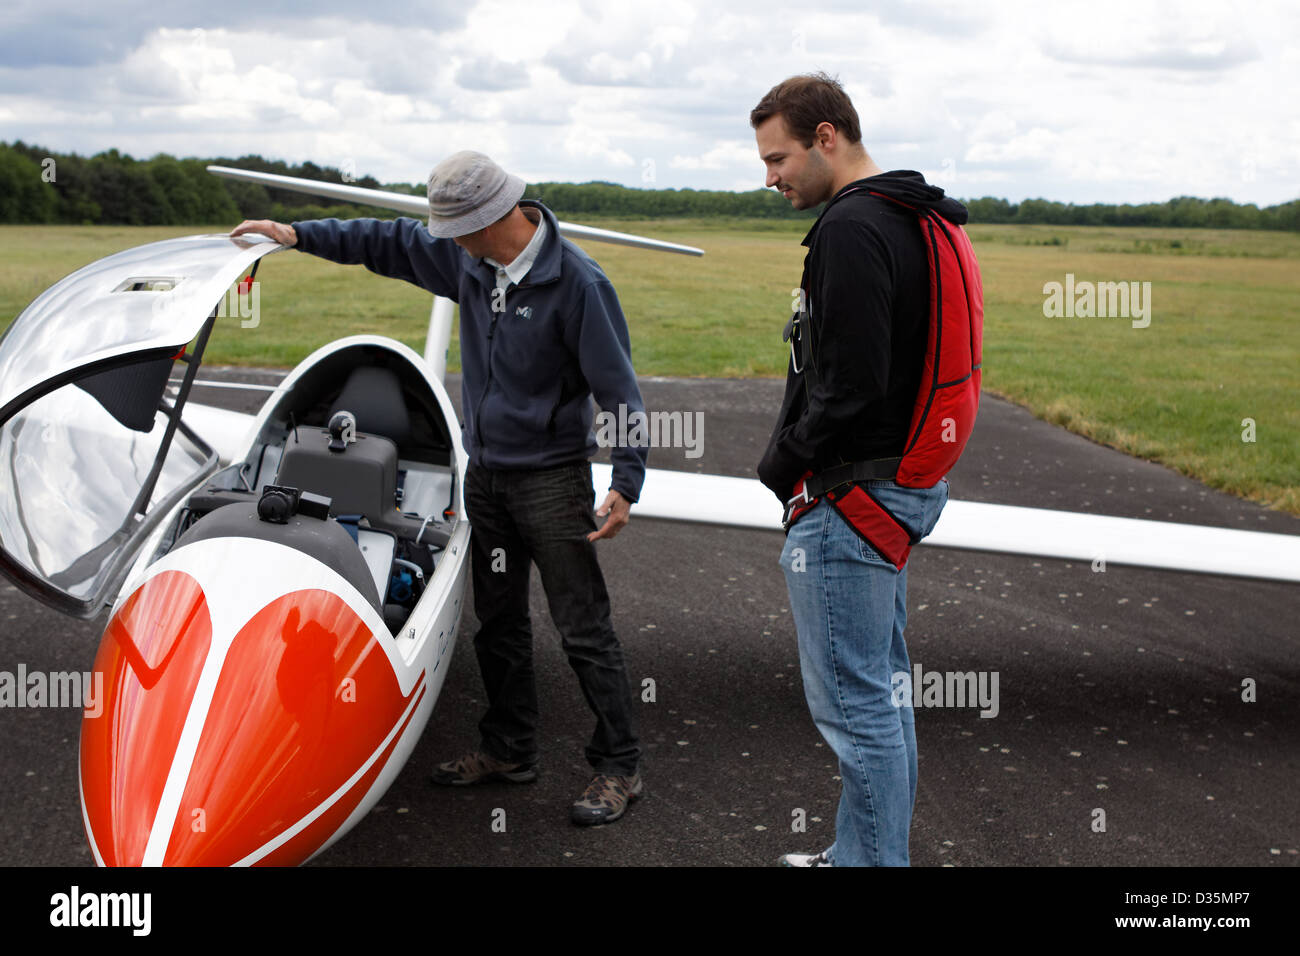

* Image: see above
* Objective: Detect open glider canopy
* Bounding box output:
[0,235,284,617]
[0,234,282,422]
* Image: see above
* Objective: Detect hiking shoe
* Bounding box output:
[779,850,832,867]
[570,771,643,826]
[430,750,538,786]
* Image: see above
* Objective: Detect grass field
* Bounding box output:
[2,221,1296,515]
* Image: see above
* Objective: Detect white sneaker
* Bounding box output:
[778,850,831,867]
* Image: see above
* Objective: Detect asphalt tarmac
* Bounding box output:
[1,372,1296,867]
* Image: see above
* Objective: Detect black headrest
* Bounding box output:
[331,366,410,447]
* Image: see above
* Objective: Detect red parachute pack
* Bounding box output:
[785,190,984,569]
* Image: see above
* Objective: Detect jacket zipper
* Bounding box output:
[476,304,502,451]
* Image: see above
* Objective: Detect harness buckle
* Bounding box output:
[782,481,815,531]
[784,312,804,373]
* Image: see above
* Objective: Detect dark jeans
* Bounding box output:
[465,461,640,776]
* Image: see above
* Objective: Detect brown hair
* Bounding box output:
[750,72,862,147]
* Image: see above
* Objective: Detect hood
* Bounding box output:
[838,170,969,225]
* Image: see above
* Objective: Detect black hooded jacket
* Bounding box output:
[756,170,969,501]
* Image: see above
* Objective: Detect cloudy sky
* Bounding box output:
[2,0,1297,204]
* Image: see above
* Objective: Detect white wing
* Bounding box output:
[180,401,267,463]
[183,405,1300,584]
[207,164,704,381]
[207,166,704,257]
[591,464,1300,584]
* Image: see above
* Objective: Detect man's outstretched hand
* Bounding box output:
[231,220,298,246]
[588,490,631,542]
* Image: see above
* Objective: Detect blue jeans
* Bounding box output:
[780,479,948,866]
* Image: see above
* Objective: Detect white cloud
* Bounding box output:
[0,0,1296,204]
[670,141,755,172]
[560,124,636,169]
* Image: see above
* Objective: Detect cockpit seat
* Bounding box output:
[331,366,410,448]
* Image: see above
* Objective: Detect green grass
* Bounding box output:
[969,230,1300,514]
[2,222,1297,514]
[967,222,1300,258]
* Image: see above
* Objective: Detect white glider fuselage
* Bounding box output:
[0,233,470,866]
[78,335,470,868]
[80,334,469,866]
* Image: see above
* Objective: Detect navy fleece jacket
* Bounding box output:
[292,201,648,503]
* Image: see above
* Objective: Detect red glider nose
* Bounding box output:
[82,572,417,866]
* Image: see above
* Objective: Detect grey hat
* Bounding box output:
[425,150,526,238]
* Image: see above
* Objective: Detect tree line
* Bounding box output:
[2,142,1297,232]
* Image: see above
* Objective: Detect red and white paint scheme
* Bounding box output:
[76,328,473,865]
[82,535,458,866]
[0,234,474,864]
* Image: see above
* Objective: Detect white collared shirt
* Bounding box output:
[485,208,547,295]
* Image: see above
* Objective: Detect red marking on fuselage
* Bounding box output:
[81,571,211,866]
[161,590,411,865]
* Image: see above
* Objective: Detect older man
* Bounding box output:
[232,151,647,826]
